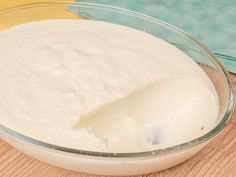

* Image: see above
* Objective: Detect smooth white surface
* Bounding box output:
[0,20,218,152]
[0,132,208,175]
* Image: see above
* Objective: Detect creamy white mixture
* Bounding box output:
[0,20,218,152]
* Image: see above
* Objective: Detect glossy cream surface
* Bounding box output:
[0,20,218,152]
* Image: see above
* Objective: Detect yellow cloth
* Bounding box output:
[0,0,74,10]
[0,0,80,30]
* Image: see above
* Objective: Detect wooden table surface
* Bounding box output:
[0,75,235,177]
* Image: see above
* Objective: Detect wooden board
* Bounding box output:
[0,75,236,177]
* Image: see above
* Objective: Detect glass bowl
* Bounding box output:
[0,2,234,176]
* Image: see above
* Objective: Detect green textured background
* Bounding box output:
[77,0,236,72]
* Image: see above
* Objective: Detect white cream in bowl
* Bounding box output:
[0,20,218,153]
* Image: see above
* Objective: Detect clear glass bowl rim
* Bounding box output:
[0,1,234,158]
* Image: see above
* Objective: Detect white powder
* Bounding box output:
[0,20,218,152]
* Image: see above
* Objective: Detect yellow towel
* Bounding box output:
[0,0,81,30]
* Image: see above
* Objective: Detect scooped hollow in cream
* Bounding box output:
[77,78,218,152]
[0,20,219,152]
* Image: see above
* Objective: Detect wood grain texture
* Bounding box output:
[0,75,236,177]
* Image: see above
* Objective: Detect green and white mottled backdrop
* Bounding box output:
[77,0,236,72]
